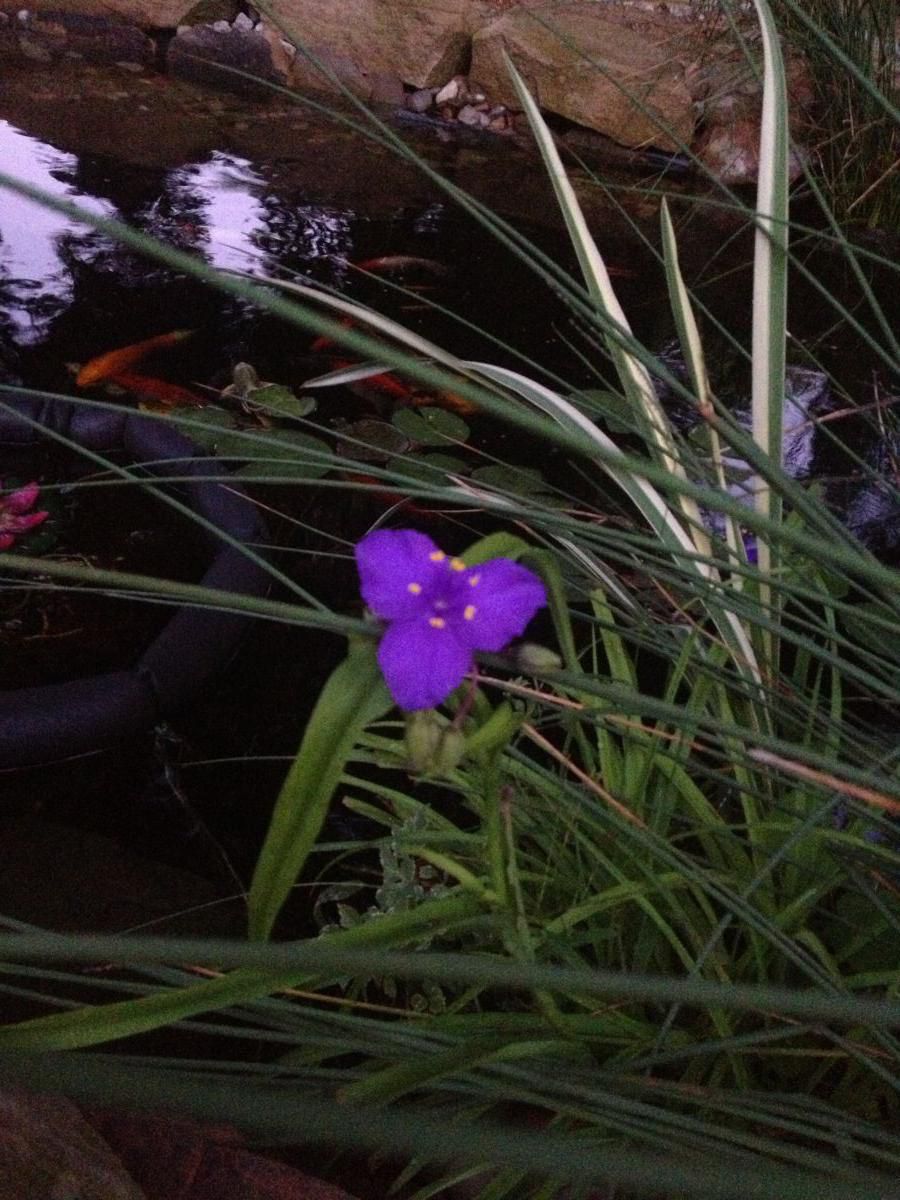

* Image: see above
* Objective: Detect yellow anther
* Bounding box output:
[407,582,422,595]
[468,574,480,587]
[429,616,446,629]
[429,550,445,562]
[463,605,476,621]
[449,557,466,571]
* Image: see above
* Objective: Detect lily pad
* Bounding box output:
[389,453,468,484]
[471,464,546,494]
[218,429,332,481]
[247,383,317,420]
[335,419,412,463]
[392,407,470,445]
[178,405,235,452]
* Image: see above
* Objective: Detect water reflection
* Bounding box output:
[0,121,115,345]
[0,122,361,363]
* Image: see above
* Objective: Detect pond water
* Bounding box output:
[0,60,897,931]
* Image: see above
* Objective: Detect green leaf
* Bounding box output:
[392,407,470,445]
[389,453,467,483]
[576,389,638,435]
[249,383,317,420]
[180,405,237,451]
[222,429,332,480]
[471,464,550,497]
[248,640,393,940]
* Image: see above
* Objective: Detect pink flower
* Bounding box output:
[0,480,49,551]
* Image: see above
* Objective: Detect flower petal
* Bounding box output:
[455,558,546,651]
[356,529,447,621]
[4,481,41,515]
[378,618,472,710]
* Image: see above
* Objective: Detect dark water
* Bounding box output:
[0,84,897,930]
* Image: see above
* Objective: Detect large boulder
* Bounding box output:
[261,0,485,89]
[471,2,696,152]
[11,0,236,27]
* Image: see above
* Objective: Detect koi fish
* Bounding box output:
[330,359,477,417]
[313,313,476,416]
[310,316,355,355]
[350,255,450,276]
[109,371,206,409]
[76,330,194,387]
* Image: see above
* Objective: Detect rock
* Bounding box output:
[260,0,483,88]
[695,118,809,185]
[367,69,405,106]
[84,1109,363,1200]
[8,0,223,26]
[284,40,404,106]
[0,1090,143,1199]
[232,10,254,32]
[211,17,230,31]
[457,103,489,127]
[693,51,814,184]
[408,86,435,113]
[434,75,462,106]
[472,2,696,152]
[16,34,52,59]
[168,23,287,96]
[3,11,155,64]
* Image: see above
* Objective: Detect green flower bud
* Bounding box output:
[404,710,466,776]
[515,642,563,673]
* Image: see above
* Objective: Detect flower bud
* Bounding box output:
[515,642,562,673]
[404,710,466,776]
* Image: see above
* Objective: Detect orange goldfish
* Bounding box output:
[109,371,206,409]
[76,330,194,387]
[350,255,450,276]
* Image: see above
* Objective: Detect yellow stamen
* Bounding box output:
[429,616,446,629]
[468,574,480,587]
[407,582,422,595]
[449,558,466,572]
[429,550,445,562]
[463,605,476,621]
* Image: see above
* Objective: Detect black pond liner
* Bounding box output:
[0,398,271,769]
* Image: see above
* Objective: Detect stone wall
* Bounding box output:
[0,1,817,182]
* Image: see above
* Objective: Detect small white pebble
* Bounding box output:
[434,78,460,106]
[211,19,231,32]
[233,11,254,31]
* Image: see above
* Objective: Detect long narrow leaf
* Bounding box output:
[248,639,392,939]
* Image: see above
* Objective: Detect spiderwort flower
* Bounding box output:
[0,481,48,551]
[356,529,547,710]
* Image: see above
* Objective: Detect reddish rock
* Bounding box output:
[84,1109,361,1200]
[168,24,287,96]
[0,1090,143,1199]
[472,1,696,152]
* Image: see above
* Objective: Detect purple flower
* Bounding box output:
[0,481,48,551]
[356,529,547,710]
